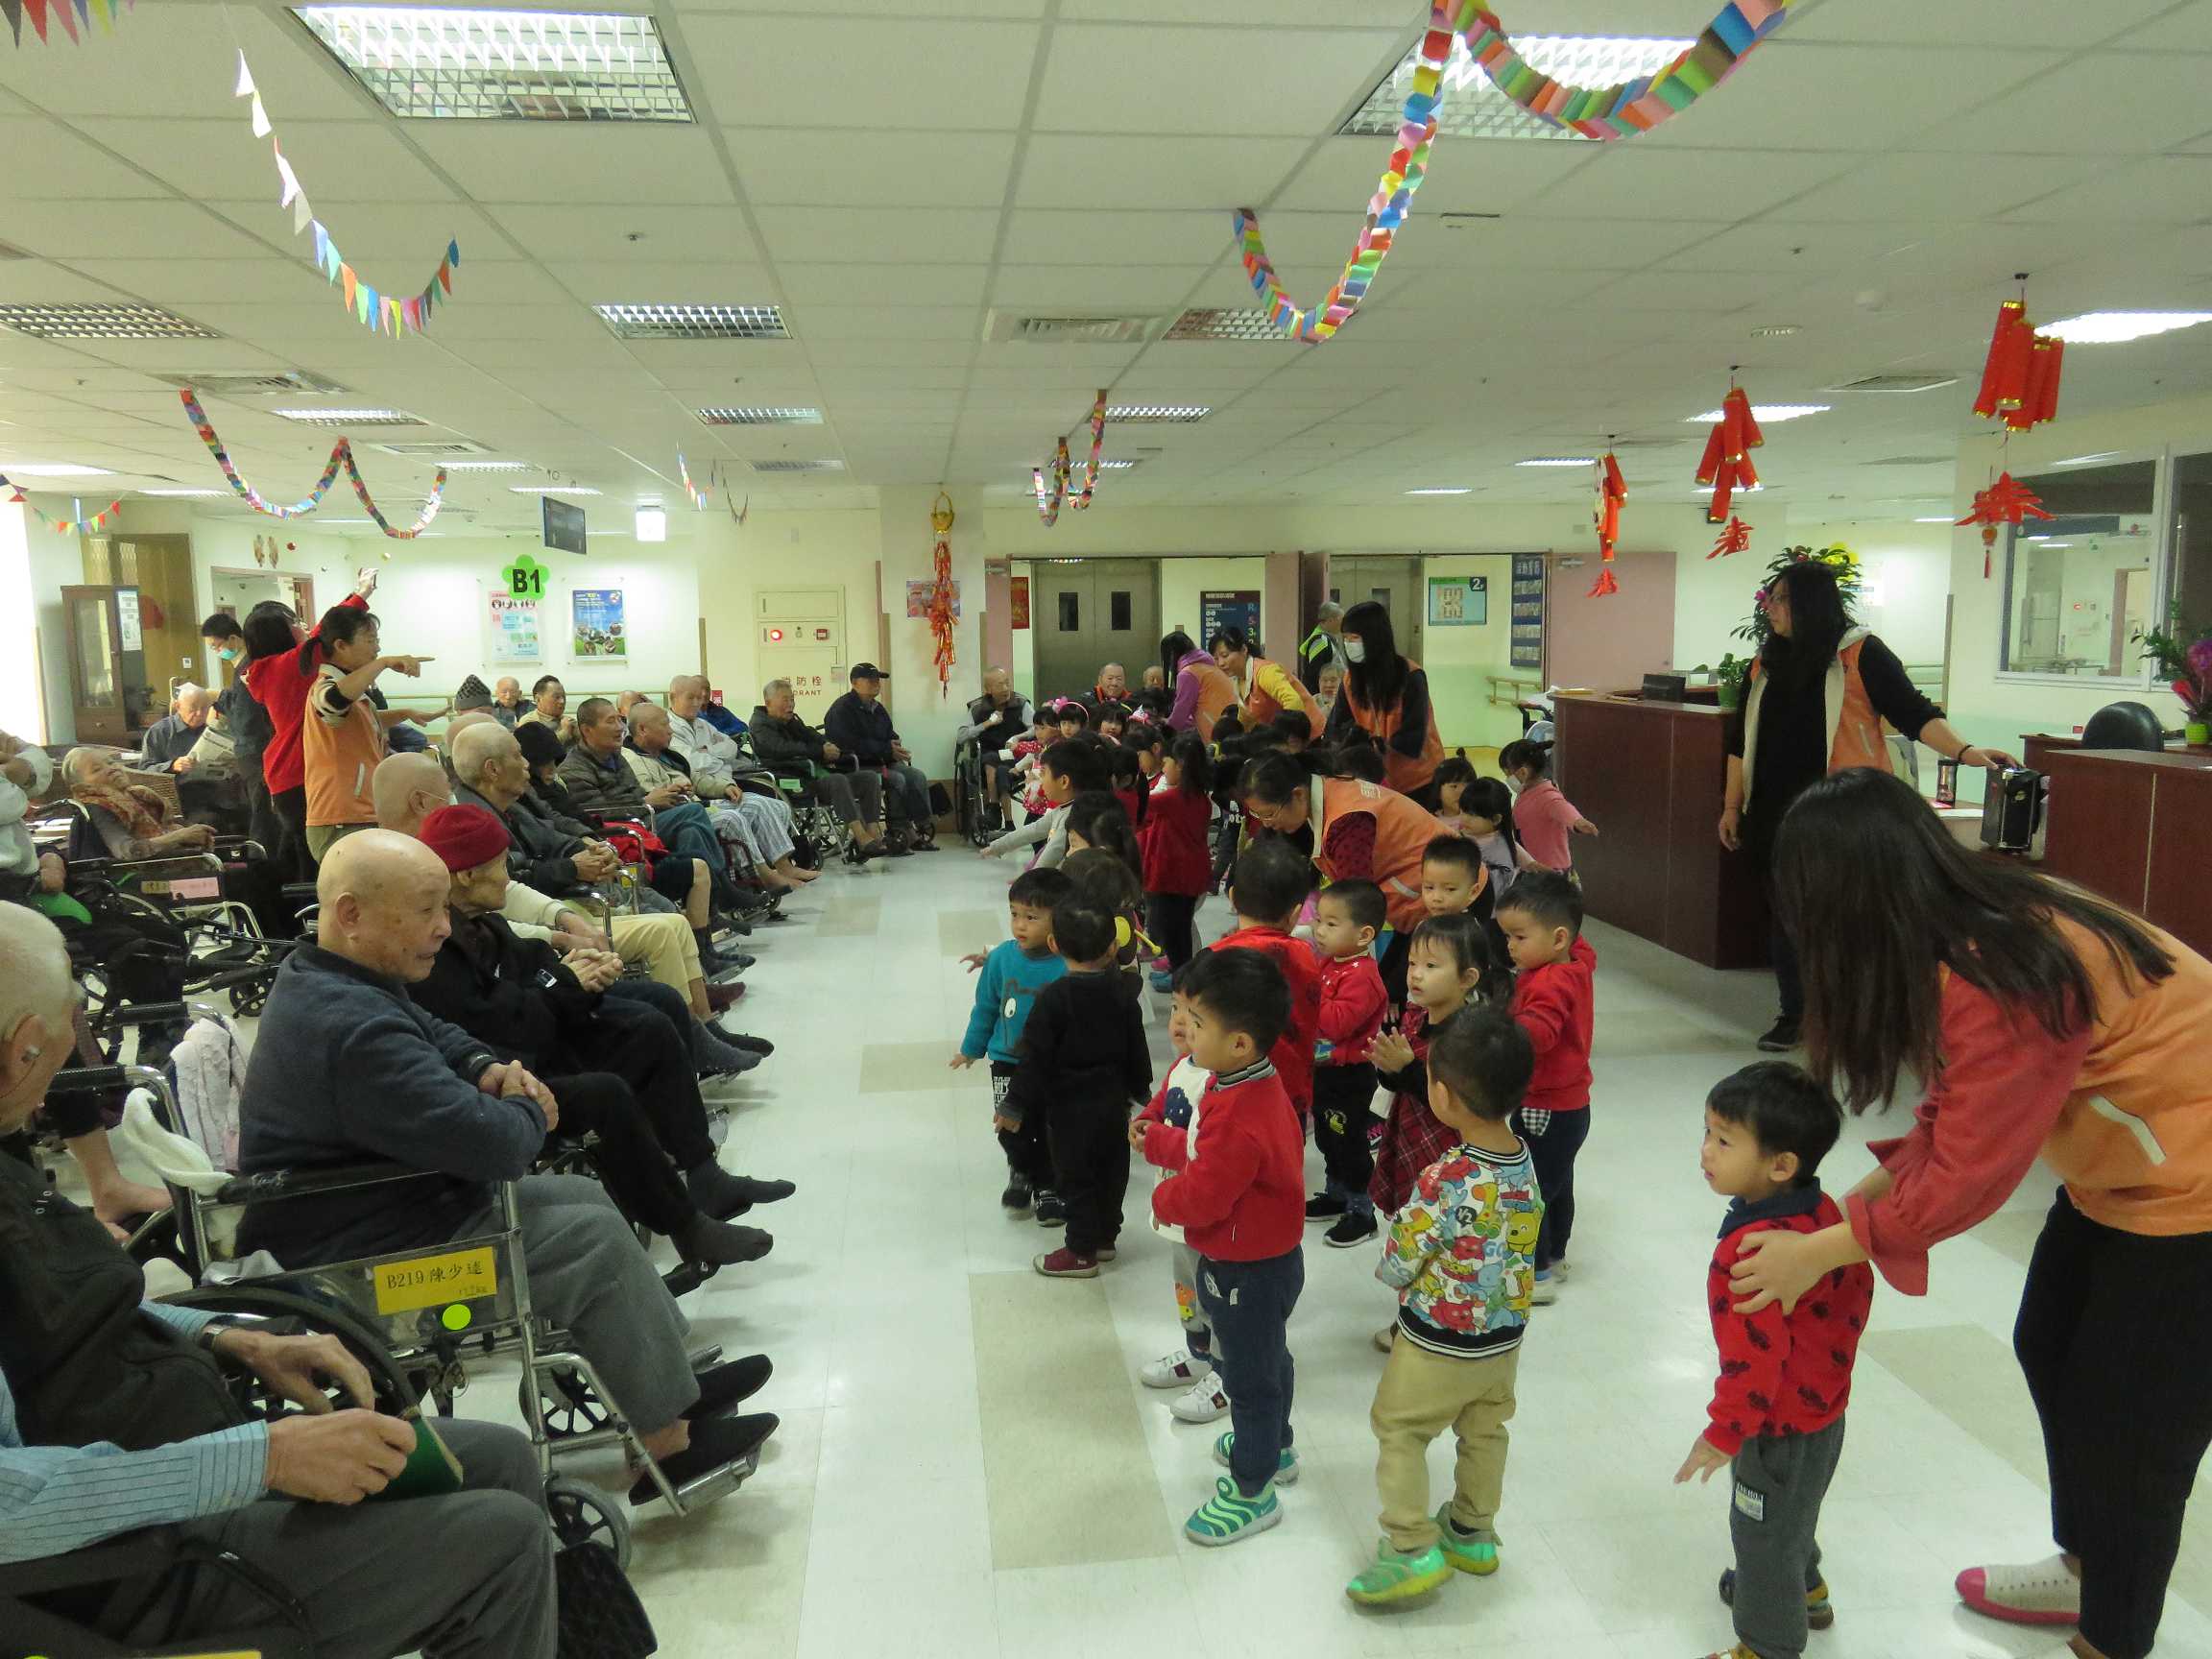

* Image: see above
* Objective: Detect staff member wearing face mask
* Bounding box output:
[201,612,283,856]
[1320,600,1442,802]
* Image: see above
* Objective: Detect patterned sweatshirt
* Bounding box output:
[1136,1053,1214,1244]
[1377,1135,1543,1358]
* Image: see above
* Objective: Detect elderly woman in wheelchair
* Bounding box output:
[60,747,216,862]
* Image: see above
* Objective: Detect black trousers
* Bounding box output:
[1147,892,1198,974]
[566,996,716,1171]
[241,765,282,864]
[541,1071,691,1238]
[1378,927,1411,1013]
[993,1061,1051,1190]
[1514,1105,1590,1270]
[268,783,311,884]
[1197,1247,1303,1496]
[1747,803,1803,1023]
[1312,1061,1378,1211]
[2014,1190,2212,1659]
[1046,1094,1131,1257]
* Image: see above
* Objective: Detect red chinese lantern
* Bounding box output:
[1972,291,2063,434]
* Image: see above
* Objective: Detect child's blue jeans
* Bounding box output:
[1197,1246,1305,1496]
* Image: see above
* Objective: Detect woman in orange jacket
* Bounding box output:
[1319,600,1442,802]
[1209,625,1324,740]
[1732,770,2212,1659]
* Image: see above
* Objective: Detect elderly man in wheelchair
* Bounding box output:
[0,903,561,1658]
[231,831,777,1506]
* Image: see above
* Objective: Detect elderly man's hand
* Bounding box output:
[563,949,622,993]
[576,844,619,881]
[554,909,612,951]
[172,753,197,775]
[821,741,841,762]
[265,1409,415,1505]
[36,853,64,894]
[891,742,913,762]
[645,783,685,809]
[479,1061,559,1132]
[213,1326,376,1413]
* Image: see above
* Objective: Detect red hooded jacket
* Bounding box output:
[1212,924,1321,1120]
[1511,935,1597,1114]
[1145,1060,1305,1261]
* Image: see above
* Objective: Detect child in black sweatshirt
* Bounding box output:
[1001,901,1154,1279]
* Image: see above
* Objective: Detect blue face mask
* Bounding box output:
[216,646,239,662]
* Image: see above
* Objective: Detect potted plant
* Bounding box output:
[1714,650,1751,710]
[1730,544,1863,649]
[2135,605,2212,745]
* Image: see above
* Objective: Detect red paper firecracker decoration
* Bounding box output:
[1586,449,1625,598]
[928,492,957,697]
[1585,565,1620,598]
[1708,516,1753,559]
[1972,295,2064,434]
[1957,470,2053,579]
[1695,385,1764,523]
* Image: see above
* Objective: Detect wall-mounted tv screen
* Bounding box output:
[542,497,587,556]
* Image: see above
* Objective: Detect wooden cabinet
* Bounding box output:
[61,584,150,746]
[2037,747,2212,957]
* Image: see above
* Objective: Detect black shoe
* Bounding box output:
[1756,1018,1802,1053]
[911,835,943,853]
[724,1032,774,1056]
[846,839,877,865]
[882,839,915,858]
[671,1214,775,1265]
[1305,1192,1348,1222]
[1324,1212,1380,1248]
[685,1353,772,1419]
[1001,1174,1033,1212]
[631,1411,778,1505]
[1034,1189,1067,1228]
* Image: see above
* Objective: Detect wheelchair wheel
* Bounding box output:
[546,1475,633,1571]
[228,978,269,1018]
[526,1366,611,1441]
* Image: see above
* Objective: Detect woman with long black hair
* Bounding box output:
[1732,768,2212,1659]
[240,572,375,880]
[1319,600,1441,801]
[1161,630,1236,740]
[1720,558,2010,1050]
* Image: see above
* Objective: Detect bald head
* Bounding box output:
[452,720,521,789]
[446,709,498,739]
[0,904,77,1133]
[316,830,454,984]
[373,751,450,836]
[628,701,670,752]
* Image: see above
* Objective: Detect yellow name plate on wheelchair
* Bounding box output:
[373,1246,497,1314]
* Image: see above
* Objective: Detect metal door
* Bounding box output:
[1328,556,1425,665]
[1028,559,1157,704]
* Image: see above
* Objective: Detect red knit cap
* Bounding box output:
[420,804,510,874]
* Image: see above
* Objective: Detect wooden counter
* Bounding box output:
[1551,693,1769,969]
[2038,747,2212,957]
[2024,732,2212,772]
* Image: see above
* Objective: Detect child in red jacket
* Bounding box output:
[1675,1062,1873,1659]
[1212,838,1322,1128]
[1142,733,1214,988]
[1494,872,1596,1304]
[1304,879,1388,1249]
[1139,947,1306,1550]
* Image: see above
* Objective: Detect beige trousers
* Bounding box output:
[1370,1335,1520,1553]
[608,910,702,995]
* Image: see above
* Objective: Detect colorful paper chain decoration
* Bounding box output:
[1587,451,1625,597]
[928,492,957,698]
[678,453,709,510]
[1958,471,2053,579]
[0,476,126,532]
[2,0,134,47]
[1695,386,1764,524]
[1032,391,1107,526]
[1236,0,1795,343]
[1972,290,2064,434]
[1708,516,1754,559]
[180,388,445,538]
[235,53,460,337]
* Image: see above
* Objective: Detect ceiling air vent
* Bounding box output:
[1165,309,1293,343]
[157,371,349,397]
[750,459,844,474]
[1826,372,1960,394]
[374,439,494,458]
[1,303,221,340]
[984,310,1156,346]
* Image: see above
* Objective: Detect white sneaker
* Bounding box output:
[1169,1373,1231,1424]
[1141,1349,1211,1390]
[1956,1554,2081,1626]
[1528,1270,1560,1306]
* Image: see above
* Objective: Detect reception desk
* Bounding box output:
[2036,747,2212,957]
[1551,693,1769,969]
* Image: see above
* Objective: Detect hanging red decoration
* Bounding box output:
[1695,385,1764,523]
[1585,565,1620,599]
[1957,470,2053,579]
[928,492,957,698]
[1972,290,2063,434]
[1708,516,1753,559]
[1592,450,1625,561]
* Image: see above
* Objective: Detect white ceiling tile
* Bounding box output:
[198,200,514,264]
[2115,1,2212,49]
[1,202,270,261]
[489,206,755,268]
[1767,153,2114,224]
[776,264,989,306]
[1014,135,1308,211]
[728,129,1019,208]
[682,17,1042,130]
[0,116,174,201]
[1036,26,1402,137]
[675,0,1046,12]
[0,7,341,120]
[755,207,1001,264]
[66,258,340,306]
[1912,54,2212,155]
[0,261,138,305]
[544,263,776,302]
[1269,137,1595,217]
[1001,210,1233,266]
[1999,156,2212,226]
[1062,0,1416,19]
[408,126,736,205]
[987,265,1210,309]
[785,306,980,342]
[89,117,458,207]
[1519,148,1854,224]
[1788,0,2175,44]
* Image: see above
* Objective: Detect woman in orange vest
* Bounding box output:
[1732,769,2212,1659]
[1319,600,1442,801]
[1161,631,1237,741]
[300,605,443,862]
[1719,559,2012,1051]
[1209,625,1324,740]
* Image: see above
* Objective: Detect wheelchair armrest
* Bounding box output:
[212,1161,445,1207]
[0,1526,183,1599]
[45,1062,165,1095]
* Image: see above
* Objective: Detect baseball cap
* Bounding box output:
[849,662,889,682]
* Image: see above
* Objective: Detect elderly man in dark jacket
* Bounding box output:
[749,677,887,859]
[235,830,776,1501]
[821,662,936,851]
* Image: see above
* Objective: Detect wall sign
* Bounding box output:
[1010,575,1031,631]
[1427,575,1488,626]
[487,592,542,662]
[570,587,627,659]
[1510,555,1546,671]
[1200,589,1262,646]
[500,552,548,597]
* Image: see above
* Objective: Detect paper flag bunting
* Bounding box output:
[4,0,134,47]
[179,387,444,537]
[1237,0,1796,342]
[1032,391,1107,527]
[678,452,709,510]
[0,475,126,532]
[235,52,459,337]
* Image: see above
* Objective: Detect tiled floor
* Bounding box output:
[160,848,2212,1657]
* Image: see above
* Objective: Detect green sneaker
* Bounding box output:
[1345,1539,1453,1605]
[1433,1506,1501,1575]
[1185,1476,1280,1547]
[1211,1431,1300,1486]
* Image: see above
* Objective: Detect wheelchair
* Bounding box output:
[954,736,1014,848]
[766,759,853,863]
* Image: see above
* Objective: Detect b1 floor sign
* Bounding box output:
[757,586,845,725]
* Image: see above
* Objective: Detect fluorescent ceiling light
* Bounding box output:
[635,505,667,542]
[1406,487,1473,496]
[696,407,820,425]
[0,302,220,340]
[2044,311,2212,345]
[1687,403,1830,423]
[274,408,421,426]
[1516,457,1597,468]
[1164,309,1295,342]
[0,463,113,477]
[597,304,786,341]
[138,488,228,497]
[1106,406,1209,423]
[292,8,693,123]
[510,485,602,495]
[1344,32,1692,142]
[438,460,533,472]
[1097,459,1139,470]
[1914,516,1957,523]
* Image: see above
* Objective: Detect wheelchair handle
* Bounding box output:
[212,1160,445,1205]
[100,1001,193,1027]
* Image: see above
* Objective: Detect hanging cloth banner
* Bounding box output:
[234,52,459,337]
[1031,391,1107,527]
[4,0,135,47]
[1237,0,1796,342]
[179,387,445,537]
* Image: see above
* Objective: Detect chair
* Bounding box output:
[2079,700,2168,752]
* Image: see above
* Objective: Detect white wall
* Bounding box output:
[10,497,94,745]
[1157,555,1271,645]
[1418,553,1520,749]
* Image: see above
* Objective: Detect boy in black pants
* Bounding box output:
[1003,902,1152,1279]
[1304,879,1389,1248]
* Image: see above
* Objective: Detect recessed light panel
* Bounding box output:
[0,463,113,477]
[1343,33,1692,142]
[1164,309,1296,342]
[138,488,228,497]
[1106,406,1209,423]
[1406,487,1473,496]
[293,7,693,123]
[1687,404,1829,423]
[1516,457,1598,468]
[436,460,534,471]
[595,303,787,341]
[509,484,602,495]
[0,303,220,340]
[750,459,843,473]
[695,407,821,425]
[2044,311,2212,345]
[274,408,421,426]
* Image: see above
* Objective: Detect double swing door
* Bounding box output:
[1026,559,1159,706]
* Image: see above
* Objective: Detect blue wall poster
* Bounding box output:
[570,587,627,659]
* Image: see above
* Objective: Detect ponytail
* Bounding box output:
[1497,737,1553,781]
[298,604,377,676]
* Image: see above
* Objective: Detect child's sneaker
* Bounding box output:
[1529,1267,1559,1305]
[1344,1539,1452,1605]
[1433,1507,1500,1575]
[1372,1323,1397,1353]
[1365,1118,1385,1149]
[999,1174,1032,1212]
[1169,1372,1230,1424]
[1033,1246,1097,1278]
[1149,967,1174,993]
[1095,1246,1118,1262]
[1719,1569,1833,1629]
[1034,1190,1067,1227]
[1954,1555,2080,1625]
[1304,1191,1348,1221]
[1325,1212,1379,1248]
[1183,1476,1279,1547]
[1141,1350,1211,1389]
[1212,1431,1298,1485]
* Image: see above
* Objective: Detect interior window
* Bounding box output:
[2000,459,2158,677]
[1057,591,1079,632]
